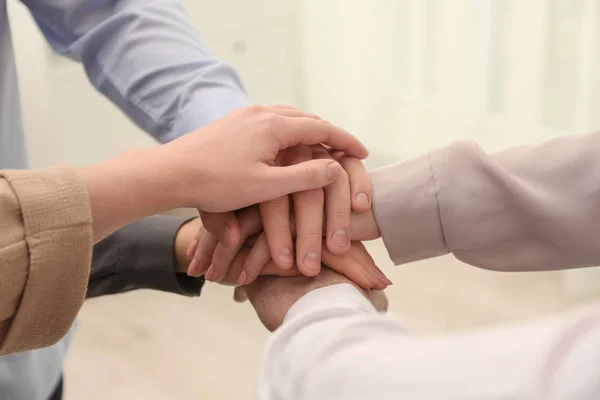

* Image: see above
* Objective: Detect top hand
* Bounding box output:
[80,105,368,241]
[155,105,368,212]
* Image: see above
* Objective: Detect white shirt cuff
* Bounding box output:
[283,283,378,324]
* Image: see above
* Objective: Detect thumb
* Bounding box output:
[262,160,343,198]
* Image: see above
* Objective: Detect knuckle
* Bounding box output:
[261,113,282,130]
[335,168,349,184]
[295,187,324,202]
[302,163,324,185]
[301,231,323,243]
[331,210,351,221]
[247,104,266,114]
[261,198,289,213]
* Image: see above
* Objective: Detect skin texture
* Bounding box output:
[77,105,368,243]
[187,206,383,286]
[177,218,389,289]
[196,145,374,283]
[242,267,389,332]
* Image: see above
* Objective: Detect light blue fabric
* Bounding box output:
[0,1,249,398]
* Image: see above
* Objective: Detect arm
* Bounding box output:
[88,216,204,298]
[0,106,366,354]
[0,168,92,355]
[370,130,600,271]
[252,275,600,400]
[24,0,250,141]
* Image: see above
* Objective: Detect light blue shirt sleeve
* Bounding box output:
[22,0,251,142]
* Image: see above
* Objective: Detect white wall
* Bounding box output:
[298,0,600,294]
[299,0,600,162]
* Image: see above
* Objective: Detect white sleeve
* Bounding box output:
[256,284,600,400]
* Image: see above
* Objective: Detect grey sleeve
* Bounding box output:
[87,215,204,298]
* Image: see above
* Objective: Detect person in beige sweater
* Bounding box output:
[0,105,367,356]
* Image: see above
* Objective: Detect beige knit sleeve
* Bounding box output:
[0,167,93,355]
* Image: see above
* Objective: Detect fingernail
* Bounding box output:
[237,270,247,286]
[379,274,393,286]
[303,252,320,270]
[355,192,369,206]
[327,162,341,181]
[331,229,349,247]
[187,258,199,276]
[205,265,215,281]
[186,239,198,257]
[279,248,294,267]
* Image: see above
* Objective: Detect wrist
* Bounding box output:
[284,283,377,323]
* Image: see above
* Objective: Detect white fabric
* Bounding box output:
[257,283,600,400]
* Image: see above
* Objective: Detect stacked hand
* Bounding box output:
[175,218,384,289]
[184,156,386,289]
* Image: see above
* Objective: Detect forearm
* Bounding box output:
[88,215,204,298]
[78,148,180,242]
[259,285,600,400]
[371,130,600,271]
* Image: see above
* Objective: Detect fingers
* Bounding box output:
[259,196,294,269]
[209,207,263,282]
[269,116,368,159]
[334,152,372,213]
[321,242,392,290]
[286,146,325,277]
[260,260,300,278]
[199,211,241,247]
[312,146,351,255]
[222,241,300,287]
[188,228,218,278]
[259,159,343,200]
[242,232,273,284]
[186,234,199,258]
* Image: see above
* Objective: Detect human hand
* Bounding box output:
[155,105,368,213]
[239,267,389,331]
[255,146,373,272]
[78,105,367,241]
[177,218,387,288]
[194,148,377,283]
[174,217,298,285]
[189,204,381,284]
[185,212,392,289]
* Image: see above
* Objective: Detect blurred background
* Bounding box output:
[8,0,600,398]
